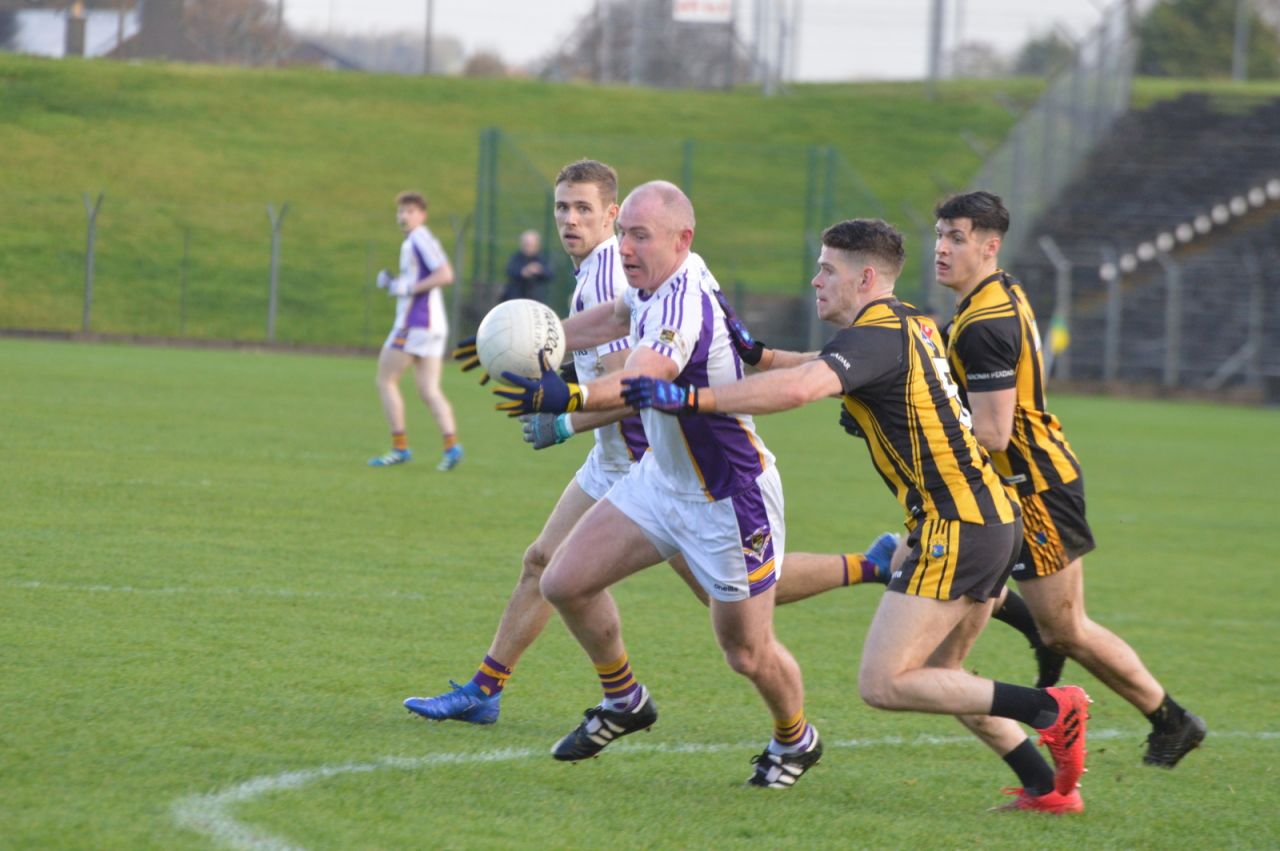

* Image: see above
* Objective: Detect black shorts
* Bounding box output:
[890,514,1023,602]
[1010,476,1096,581]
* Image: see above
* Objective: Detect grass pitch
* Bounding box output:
[1,337,1277,849]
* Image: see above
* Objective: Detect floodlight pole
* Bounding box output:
[424,0,434,74]
[926,0,945,100]
[82,191,104,333]
[1232,0,1250,82]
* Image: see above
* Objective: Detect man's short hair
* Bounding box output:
[934,191,1009,235]
[555,159,619,206]
[396,191,428,211]
[821,219,906,277]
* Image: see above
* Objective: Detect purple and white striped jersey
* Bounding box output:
[571,236,647,472]
[622,252,775,501]
[391,225,449,334]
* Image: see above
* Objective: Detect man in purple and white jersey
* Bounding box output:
[405,161,704,725]
[493,181,821,789]
[368,191,463,471]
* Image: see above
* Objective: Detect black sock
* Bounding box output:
[993,589,1046,649]
[1002,737,1055,797]
[991,681,1060,729]
[1146,693,1187,734]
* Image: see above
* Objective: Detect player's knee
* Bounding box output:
[1036,619,1086,655]
[521,542,550,580]
[720,643,764,678]
[857,666,899,710]
[538,563,578,608]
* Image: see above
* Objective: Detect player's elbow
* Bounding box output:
[976,425,1011,452]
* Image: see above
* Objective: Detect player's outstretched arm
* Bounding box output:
[561,299,630,351]
[623,359,842,417]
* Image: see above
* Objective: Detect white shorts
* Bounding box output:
[605,454,785,603]
[574,447,629,502]
[384,326,447,358]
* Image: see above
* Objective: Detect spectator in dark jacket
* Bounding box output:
[500,229,553,304]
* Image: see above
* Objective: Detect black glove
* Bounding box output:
[452,336,490,385]
[839,405,865,439]
[714,289,765,366]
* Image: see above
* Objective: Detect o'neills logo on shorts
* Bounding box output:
[827,352,851,370]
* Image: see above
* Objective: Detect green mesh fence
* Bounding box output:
[470,129,883,314]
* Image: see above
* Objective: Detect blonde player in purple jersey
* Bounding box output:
[404,161,705,723]
[493,181,822,788]
[368,191,463,471]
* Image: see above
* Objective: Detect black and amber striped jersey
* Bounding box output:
[819,297,1018,528]
[945,271,1081,496]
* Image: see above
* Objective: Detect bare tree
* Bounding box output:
[185,0,286,65]
[463,50,506,77]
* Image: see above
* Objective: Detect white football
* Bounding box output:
[475,299,566,380]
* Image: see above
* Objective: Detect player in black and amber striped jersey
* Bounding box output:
[622,219,1092,813]
[934,191,1205,769]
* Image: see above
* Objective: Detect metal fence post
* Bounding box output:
[266,202,288,342]
[1101,246,1122,382]
[681,138,695,198]
[180,226,190,337]
[448,212,472,341]
[364,240,374,348]
[1038,235,1073,380]
[82,191,104,332]
[1242,248,1263,389]
[485,130,500,285]
[471,128,494,293]
[1155,252,1182,388]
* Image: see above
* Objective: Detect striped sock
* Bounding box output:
[769,709,814,754]
[392,431,409,451]
[595,653,641,710]
[470,655,512,697]
[842,554,879,585]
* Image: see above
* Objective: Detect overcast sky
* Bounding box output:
[283,0,1127,81]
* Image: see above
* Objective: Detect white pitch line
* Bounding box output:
[5,579,429,603]
[10,580,1273,629]
[172,729,1276,851]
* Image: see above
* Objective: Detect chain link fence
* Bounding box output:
[470,128,883,349]
[0,189,474,349]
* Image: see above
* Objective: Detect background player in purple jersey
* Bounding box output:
[493,181,823,789]
[368,191,463,471]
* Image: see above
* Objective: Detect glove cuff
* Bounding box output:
[554,413,575,443]
[740,341,765,366]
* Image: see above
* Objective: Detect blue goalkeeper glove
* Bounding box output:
[620,376,701,415]
[520,413,574,450]
[713,289,765,367]
[451,336,490,385]
[493,352,586,416]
